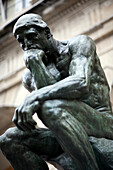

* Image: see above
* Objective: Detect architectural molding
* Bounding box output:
[81,14,113,38]
[0,65,24,82]
[99,46,113,57]
[0,66,24,93]
[45,0,97,25]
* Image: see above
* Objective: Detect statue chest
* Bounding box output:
[47,53,71,81]
[55,53,71,79]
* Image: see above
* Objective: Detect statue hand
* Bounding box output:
[12,95,40,131]
[24,49,45,69]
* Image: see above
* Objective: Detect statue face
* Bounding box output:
[15,26,49,51]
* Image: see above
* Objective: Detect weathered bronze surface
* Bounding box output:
[0,14,113,170]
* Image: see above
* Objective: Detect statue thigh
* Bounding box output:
[39,99,113,169]
[40,99,113,138]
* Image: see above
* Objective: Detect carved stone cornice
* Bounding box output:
[44,0,97,26]
[0,66,24,93]
[80,14,113,42]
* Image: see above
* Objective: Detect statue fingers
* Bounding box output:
[12,108,23,131]
[23,112,36,130]
[17,111,31,131]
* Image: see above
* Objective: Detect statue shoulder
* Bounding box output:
[68,35,96,55]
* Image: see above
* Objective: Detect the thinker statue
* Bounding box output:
[0,13,113,170]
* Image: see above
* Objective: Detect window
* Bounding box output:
[0,0,32,25]
[0,0,5,23]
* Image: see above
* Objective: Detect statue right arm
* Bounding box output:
[24,49,57,89]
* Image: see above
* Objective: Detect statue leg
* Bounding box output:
[0,127,63,170]
[39,99,99,170]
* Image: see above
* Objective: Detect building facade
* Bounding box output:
[0,0,113,169]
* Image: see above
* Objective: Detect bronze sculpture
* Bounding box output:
[0,13,113,170]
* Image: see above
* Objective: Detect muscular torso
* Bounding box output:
[50,54,111,112]
[23,36,112,114]
[81,55,112,113]
[47,42,112,113]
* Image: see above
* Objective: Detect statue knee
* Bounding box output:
[41,100,68,127]
[42,100,60,117]
[0,127,18,154]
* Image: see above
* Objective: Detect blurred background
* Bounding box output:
[0,0,113,169]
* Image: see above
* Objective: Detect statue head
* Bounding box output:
[13,13,53,51]
[13,14,47,36]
